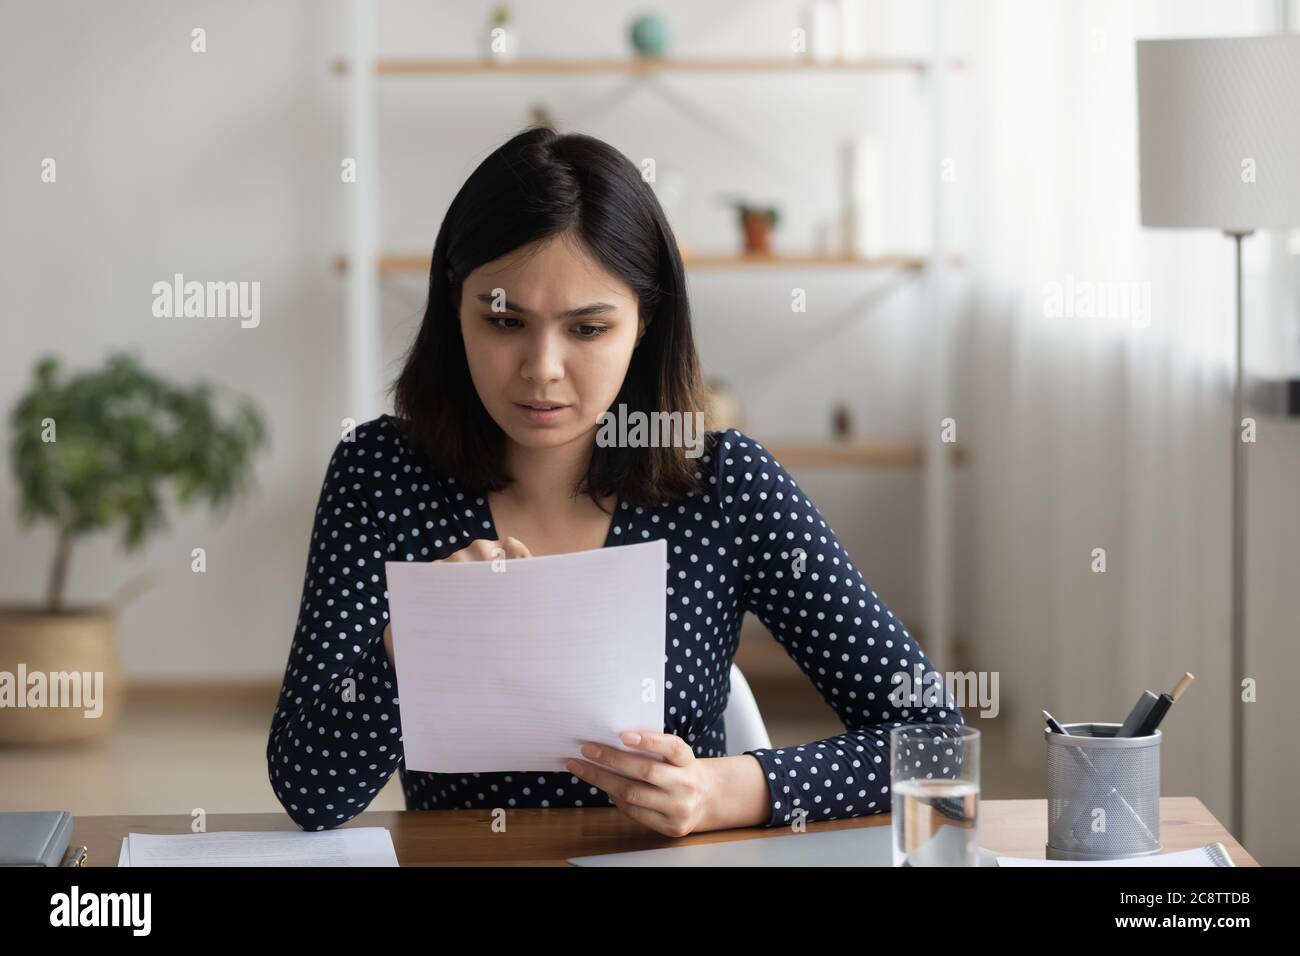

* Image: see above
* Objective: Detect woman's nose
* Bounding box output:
[520,331,564,385]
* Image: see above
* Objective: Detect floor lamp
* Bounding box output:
[1136,34,1300,841]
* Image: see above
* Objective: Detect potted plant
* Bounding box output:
[484,5,519,62]
[2,354,268,744]
[724,197,781,255]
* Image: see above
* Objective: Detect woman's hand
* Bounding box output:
[382,536,532,661]
[567,731,771,837]
[439,536,531,564]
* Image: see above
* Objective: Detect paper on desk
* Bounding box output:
[117,828,399,866]
[996,843,1234,867]
[385,539,666,774]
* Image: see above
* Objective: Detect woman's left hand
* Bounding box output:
[567,731,717,837]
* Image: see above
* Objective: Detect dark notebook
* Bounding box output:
[0,810,74,867]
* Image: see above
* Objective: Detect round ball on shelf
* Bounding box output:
[630,15,669,58]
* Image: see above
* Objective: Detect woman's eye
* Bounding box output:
[483,315,522,331]
[574,324,609,338]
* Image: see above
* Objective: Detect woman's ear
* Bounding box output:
[636,315,649,347]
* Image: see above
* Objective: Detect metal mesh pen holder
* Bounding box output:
[1045,722,1161,861]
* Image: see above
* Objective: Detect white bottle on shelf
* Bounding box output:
[838,0,869,61]
[806,2,839,63]
[839,135,885,258]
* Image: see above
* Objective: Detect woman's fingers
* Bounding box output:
[498,536,531,559]
[608,796,679,837]
[470,539,501,561]
[442,537,531,562]
[444,540,489,562]
[616,730,696,768]
[566,758,677,815]
[574,740,669,785]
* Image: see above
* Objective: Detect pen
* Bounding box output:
[1116,690,1160,737]
[62,846,87,867]
[1134,672,1195,737]
[1041,709,1070,735]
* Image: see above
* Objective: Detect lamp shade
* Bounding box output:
[1137,35,1300,230]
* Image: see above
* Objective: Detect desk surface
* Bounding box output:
[73,796,1257,867]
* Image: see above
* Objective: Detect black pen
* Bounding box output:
[1117,690,1160,737]
[1135,672,1195,736]
[1041,709,1070,735]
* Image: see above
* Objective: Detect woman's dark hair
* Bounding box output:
[391,125,707,508]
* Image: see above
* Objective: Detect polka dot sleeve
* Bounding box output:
[711,429,967,828]
[266,429,405,830]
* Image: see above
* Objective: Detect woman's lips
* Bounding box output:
[513,401,569,425]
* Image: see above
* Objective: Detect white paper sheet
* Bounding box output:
[997,844,1234,867]
[385,539,667,774]
[119,828,399,866]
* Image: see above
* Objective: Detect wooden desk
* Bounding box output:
[74,796,1257,867]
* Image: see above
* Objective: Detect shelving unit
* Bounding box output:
[334,0,962,664]
[359,55,964,75]
[763,441,967,470]
[329,251,965,275]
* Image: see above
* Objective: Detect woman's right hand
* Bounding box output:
[382,537,532,661]
[438,536,532,564]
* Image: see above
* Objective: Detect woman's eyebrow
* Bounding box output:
[474,293,618,318]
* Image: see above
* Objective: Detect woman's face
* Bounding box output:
[458,232,643,454]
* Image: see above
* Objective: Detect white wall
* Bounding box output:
[1,0,353,675]
[0,0,933,676]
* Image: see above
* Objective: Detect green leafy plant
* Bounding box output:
[722,196,781,228]
[736,204,779,227]
[9,353,269,612]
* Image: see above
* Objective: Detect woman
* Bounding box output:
[267,126,964,837]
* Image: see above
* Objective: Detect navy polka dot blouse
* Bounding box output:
[267,414,966,831]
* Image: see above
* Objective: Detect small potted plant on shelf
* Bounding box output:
[484,5,519,62]
[1,354,268,745]
[724,197,781,255]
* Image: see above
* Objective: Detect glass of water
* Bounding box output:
[890,724,981,866]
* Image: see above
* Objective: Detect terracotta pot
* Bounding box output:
[0,606,124,745]
[741,212,773,254]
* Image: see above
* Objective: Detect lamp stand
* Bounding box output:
[1226,228,1252,841]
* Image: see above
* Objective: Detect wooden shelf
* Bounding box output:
[378,255,429,277]
[763,440,968,469]
[330,253,958,276]
[357,56,965,77]
[683,252,928,271]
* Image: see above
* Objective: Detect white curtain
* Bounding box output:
[952,0,1287,848]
